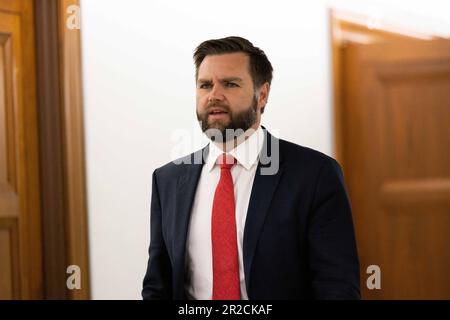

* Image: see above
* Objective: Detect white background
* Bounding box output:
[80,0,450,299]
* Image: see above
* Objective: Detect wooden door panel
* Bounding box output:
[377,62,450,179]
[0,0,43,299]
[343,39,450,299]
[379,207,449,299]
[0,8,22,300]
[0,218,19,299]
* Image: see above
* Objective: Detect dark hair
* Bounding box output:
[193,36,273,89]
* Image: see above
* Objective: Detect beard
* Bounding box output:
[196,95,258,143]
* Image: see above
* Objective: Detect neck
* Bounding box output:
[217,123,260,153]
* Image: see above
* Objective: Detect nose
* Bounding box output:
[208,84,225,103]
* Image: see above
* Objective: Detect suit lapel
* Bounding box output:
[243,129,284,293]
[173,146,207,293]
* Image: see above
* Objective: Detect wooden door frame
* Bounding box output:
[330,10,448,299]
[34,0,90,299]
[329,10,440,170]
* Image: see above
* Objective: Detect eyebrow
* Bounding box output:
[197,77,244,84]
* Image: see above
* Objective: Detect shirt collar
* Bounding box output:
[205,125,264,172]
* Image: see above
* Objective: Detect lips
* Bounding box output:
[208,107,228,115]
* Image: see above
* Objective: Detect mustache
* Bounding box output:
[205,102,230,112]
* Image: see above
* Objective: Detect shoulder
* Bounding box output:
[277,138,347,192]
[152,146,206,180]
[278,138,340,169]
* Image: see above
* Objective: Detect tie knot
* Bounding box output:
[217,153,236,170]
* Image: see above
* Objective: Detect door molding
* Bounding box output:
[329,9,441,169]
[35,0,90,299]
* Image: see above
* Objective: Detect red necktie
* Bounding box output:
[211,153,241,300]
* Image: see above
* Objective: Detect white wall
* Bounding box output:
[80,0,450,299]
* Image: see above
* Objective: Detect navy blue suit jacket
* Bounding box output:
[142,128,360,299]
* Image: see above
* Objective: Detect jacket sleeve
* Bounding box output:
[142,170,173,299]
[307,158,361,299]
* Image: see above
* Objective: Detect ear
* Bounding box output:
[257,82,270,110]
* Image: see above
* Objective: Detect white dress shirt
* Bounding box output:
[185,126,265,300]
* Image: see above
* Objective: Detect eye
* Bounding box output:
[225,82,239,88]
[199,83,212,89]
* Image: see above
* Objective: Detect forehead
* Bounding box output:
[197,52,251,79]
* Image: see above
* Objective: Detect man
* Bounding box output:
[142,36,360,300]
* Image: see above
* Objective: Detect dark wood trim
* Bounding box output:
[34,0,68,300]
[34,0,90,299]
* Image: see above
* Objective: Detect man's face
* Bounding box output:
[196,53,263,142]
